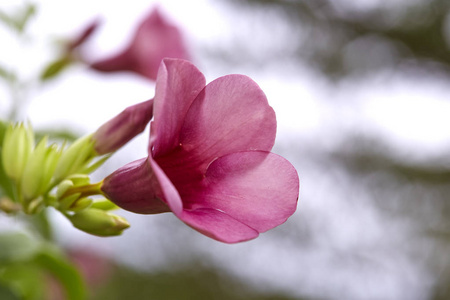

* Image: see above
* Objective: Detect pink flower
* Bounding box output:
[90,7,190,81]
[101,59,299,243]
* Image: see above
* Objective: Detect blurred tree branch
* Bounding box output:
[226,0,450,76]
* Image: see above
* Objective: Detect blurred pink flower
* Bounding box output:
[101,59,299,243]
[90,7,190,81]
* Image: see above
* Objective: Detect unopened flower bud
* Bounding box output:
[21,136,61,201]
[90,198,119,211]
[2,123,34,181]
[54,135,96,181]
[92,99,153,155]
[67,208,129,236]
[70,197,93,212]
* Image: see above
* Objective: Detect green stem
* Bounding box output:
[62,181,104,199]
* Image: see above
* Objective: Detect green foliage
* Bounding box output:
[0,232,86,300]
[0,65,17,85]
[0,282,20,300]
[92,263,302,300]
[40,57,73,81]
[33,247,86,300]
[0,264,45,300]
[0,3,36,34]
[227,0,450,77]
[0,233,40,264]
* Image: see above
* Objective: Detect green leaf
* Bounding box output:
[0,11,16,31]
[27,210,53,241]
[0,233,40,264]
[0,3,36,34]
[15,4,36,33]
[40,56,73,81]
[0,264,45,300]
[0,282,20,300]
[33,246,87,300]
[0,64,16,84]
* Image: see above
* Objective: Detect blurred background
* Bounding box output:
[2,0,450,299]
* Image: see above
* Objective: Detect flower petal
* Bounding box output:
[151,58,206,157]
[183,151,299,233]
[101,157,183,215]
[178,75,276,172]
[179,208,259,243]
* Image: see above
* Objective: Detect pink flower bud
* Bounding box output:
[93,99,153,155]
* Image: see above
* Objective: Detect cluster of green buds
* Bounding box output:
[0,99,153,237]
[0,122,129,236]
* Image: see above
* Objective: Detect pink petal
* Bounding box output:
[101,157,183,215]
[183,151,299,233]
[150,58,206,157]
[180,208,259,243]
[178,75,276,173]
[147,155,184,215]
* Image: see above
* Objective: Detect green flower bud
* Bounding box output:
[56,180,74,200]
[90,198,119,211]
[67,174,90,186]
[69,197,92,212]
[67,208,129,236]
[20,136,61,201]
[54,134,96,181]
[59,193,81,211]
[1,123,34,181]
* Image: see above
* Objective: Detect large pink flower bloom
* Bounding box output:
[90,7,190,81]
[101,59,299,243]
